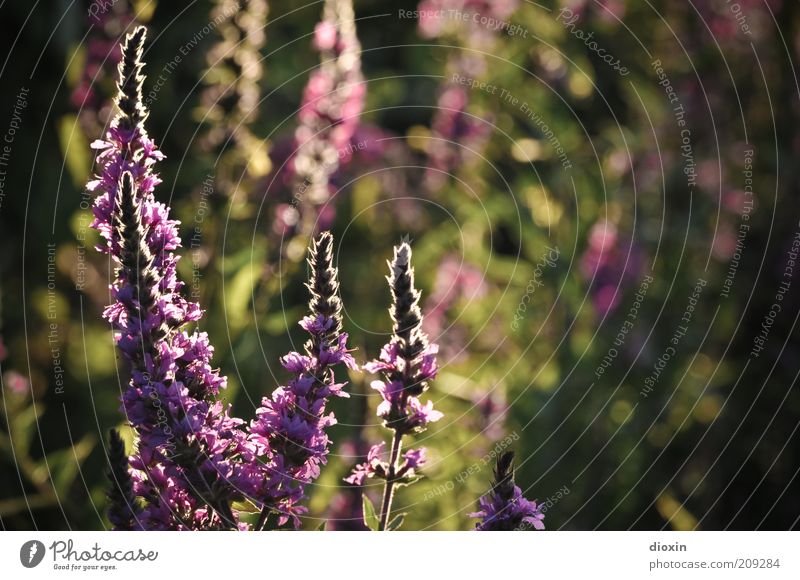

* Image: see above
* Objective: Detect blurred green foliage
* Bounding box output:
[0,0,798,530]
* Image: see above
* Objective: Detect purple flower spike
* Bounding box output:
[369,243,441,434]
[248,231,354,528]
[89,27,259,530]
[347,241,442,530]
[293,0,365,205]
[470,451,545,531]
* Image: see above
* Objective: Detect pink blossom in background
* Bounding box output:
[72,0,137,114]
[424,254,488,364]
[293,0,365,206]
[3,370,29,395]
[580,220,645,316]
[418,0,519,45]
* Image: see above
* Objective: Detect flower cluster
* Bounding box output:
[368,244,441,430]
[418,1,520,190]
[470,451,545,531]
[292,0,365,206]
[347,242,441,530]
[88,27,256,530]
[260,0,365,274]
[90,25,544,533]
[90,28,361,531]
[246,232,356,527]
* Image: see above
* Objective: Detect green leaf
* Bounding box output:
[362,494,379,531]
[223,245,264,332]
[387,513,406,531]
[57,114,91,189]
[35,433,96,491]
[316,521,327,531]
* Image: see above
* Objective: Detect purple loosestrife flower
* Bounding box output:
[418,1,519,191]
[367,244,441,432]
[348,242,441,530]
[248,232,356,528]
[88,27,257,530]
[293,0,365,207]
[344,442,388,485]
[470,451,544,531]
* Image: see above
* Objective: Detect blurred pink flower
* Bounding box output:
[3,370,29,395]
[580,220,645,316]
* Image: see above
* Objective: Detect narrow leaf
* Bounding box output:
[387,513,406,531]
[362,494,379,531]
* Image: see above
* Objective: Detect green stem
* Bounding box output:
[378,430,403,531]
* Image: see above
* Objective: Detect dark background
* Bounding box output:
[0,0,798,530]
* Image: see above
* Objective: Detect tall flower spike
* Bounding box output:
[388,243,428,389]
[116,26,148,131]
[349,241,441,531]
[293,0,365,205]
[306,230,343,347]
[106,429,140,530]
[197,0,270,197]
[368,243,441,433]
[249,231,355,528]
[89,26,261,530]
[470,451,545,531]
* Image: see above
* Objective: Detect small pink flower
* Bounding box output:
[313,21,338,51]
[4,370,29,395]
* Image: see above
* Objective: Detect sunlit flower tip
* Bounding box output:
[116,25,149,129]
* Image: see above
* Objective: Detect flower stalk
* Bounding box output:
[248,231,356,528]
[346,241,441,531]
[89,26,259,530]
